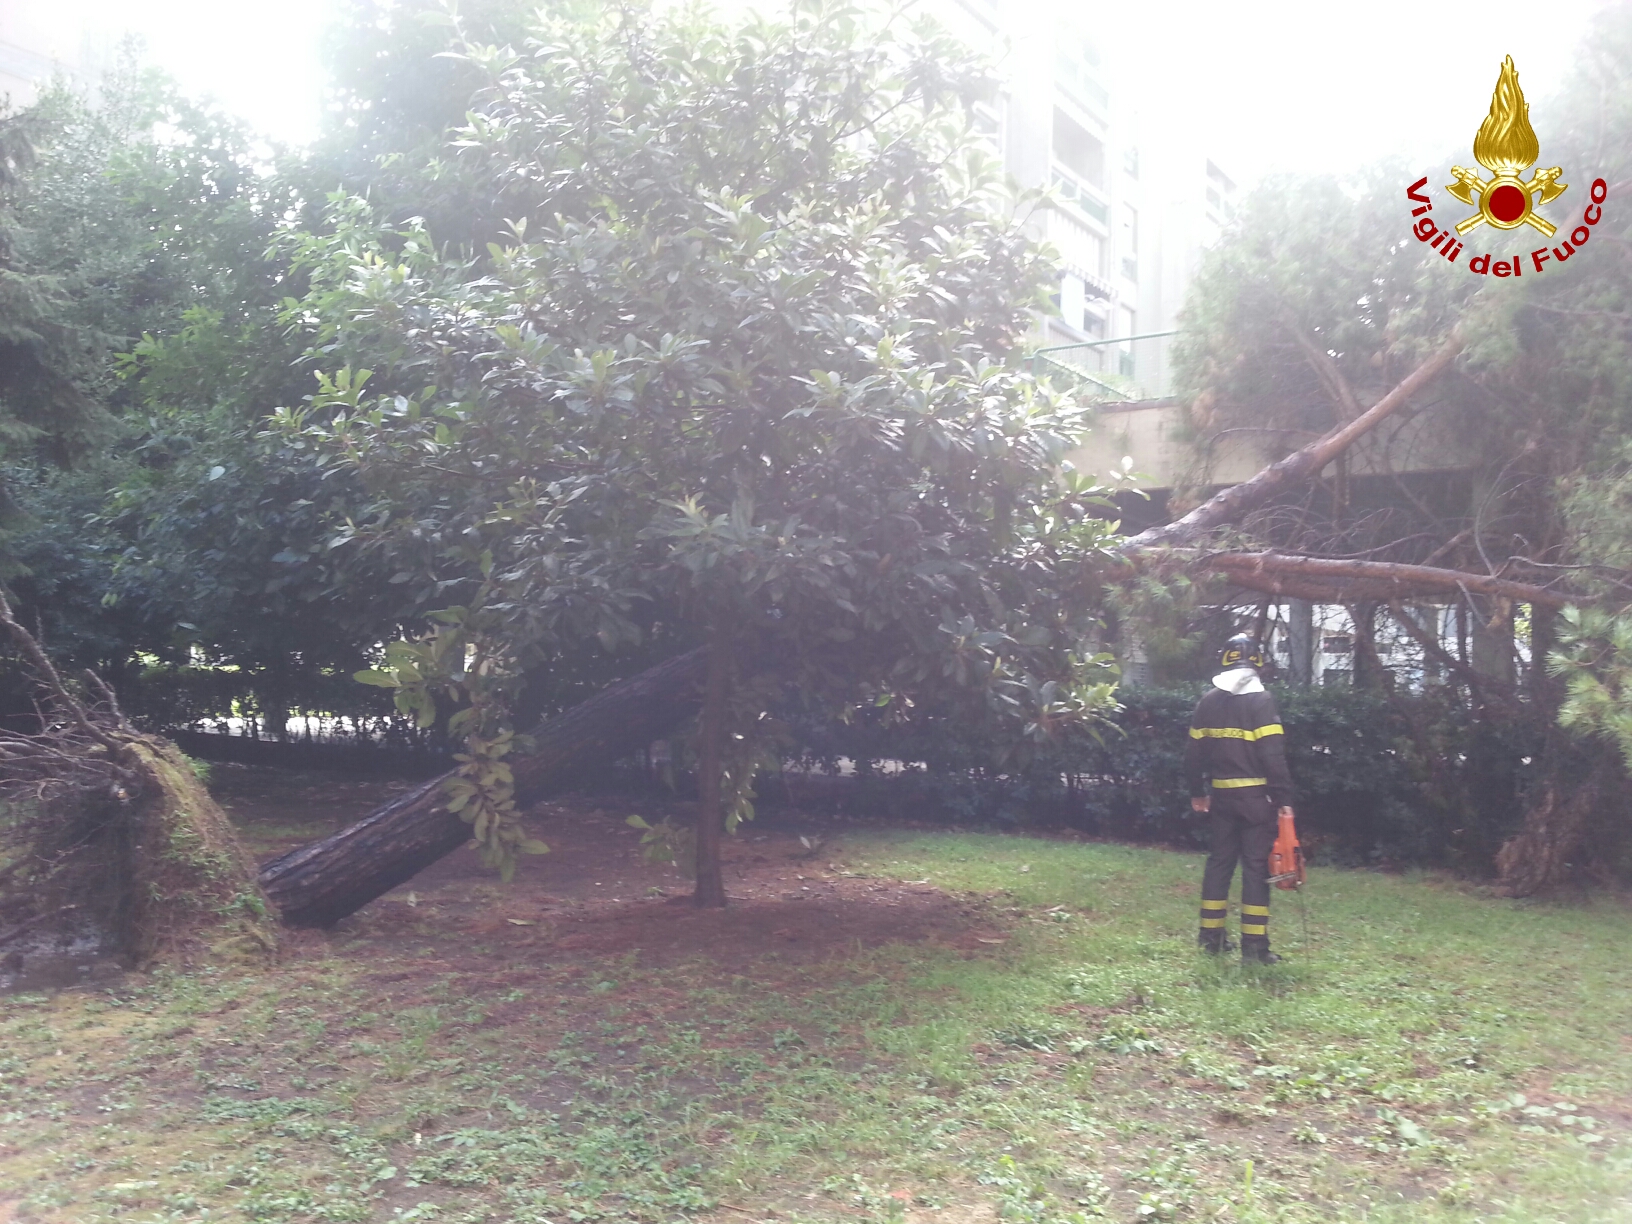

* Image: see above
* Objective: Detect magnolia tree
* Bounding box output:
[277,1,1122,904]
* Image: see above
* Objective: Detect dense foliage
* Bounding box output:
[781,683,1573,873]
[2,0,1630,895]
[275,2,1123,895]
[1155,9,1632,886]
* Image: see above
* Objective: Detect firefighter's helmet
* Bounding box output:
[1219,633,1266,672]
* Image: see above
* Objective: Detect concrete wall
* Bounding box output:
[1,2,116,108]
[1067,397,1479,489]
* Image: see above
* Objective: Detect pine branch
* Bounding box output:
[1123,331,1465,549]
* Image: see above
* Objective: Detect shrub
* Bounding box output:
[775,684,1561,872]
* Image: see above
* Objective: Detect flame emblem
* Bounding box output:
[1446,56,1566,236]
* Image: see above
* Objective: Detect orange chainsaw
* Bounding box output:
[1268,809,1306,890]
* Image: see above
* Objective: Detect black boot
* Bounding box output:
[1198,932,1235,955]
[1241,943,1282,965]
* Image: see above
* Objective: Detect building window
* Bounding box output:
[1052,109,1104,189]
[1123,146,1139,179]
[1052,174,1109,225]
[1059,274,1086,333]
[1119,203,1138,281]
[1055,37,1109,114]
[972,96,1005,155]
[1118,306,1136,377]
[1206,159,1236,224]
[1082,229,1105,279]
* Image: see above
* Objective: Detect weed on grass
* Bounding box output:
[1,807,1629,1223]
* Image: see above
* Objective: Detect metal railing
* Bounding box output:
[1030,329,1182,403]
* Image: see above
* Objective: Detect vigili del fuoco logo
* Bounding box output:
[1406,55,1608,277]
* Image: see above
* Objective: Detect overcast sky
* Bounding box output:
[14,0,1623,185]
[1100,0,1621,185]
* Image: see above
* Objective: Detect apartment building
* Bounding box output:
[927,0,1234,399]
[0,3,114,109]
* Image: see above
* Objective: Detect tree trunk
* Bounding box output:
[258,647,709,927]
[691,626,732,908]
[1350,603,1387,692]
[1287,599,1314,687]
[1470,596,1516,686]
[1529,602,1559,705]
[1495,760,1610,896]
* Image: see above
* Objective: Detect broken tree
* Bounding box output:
[258,647,707,927]
[1111,328,1600,893]
[262,333,1579,927]
[1110,332,1568,609]
[0,590,276,965]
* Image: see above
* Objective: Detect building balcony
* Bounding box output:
[1050,164,1109,226]
[1043,209,1113,298]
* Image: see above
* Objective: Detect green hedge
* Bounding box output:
[782,685,1548,871]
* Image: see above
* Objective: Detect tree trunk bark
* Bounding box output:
[691,626,732,908]
[258,647,709,927]
[1186,552,1567,607]
[1528,602,1559,705]
[1470,596,1516,686]
[1495,760,1610,896]
[1287,599,1314,687]
[1350,603,1387,692]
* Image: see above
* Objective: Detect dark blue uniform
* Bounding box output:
[1186,682,1294,957]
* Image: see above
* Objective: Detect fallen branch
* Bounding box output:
[1385,599,1519,710]
[1124,331,1465,549]
[259,646,709,927]
[1194,552,1569,608]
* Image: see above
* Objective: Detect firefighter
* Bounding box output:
[1186,634,1295,964]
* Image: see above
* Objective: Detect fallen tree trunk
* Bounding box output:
[1108,329,1579,608]
[1123,332,1465,549]
[1194,552,1568,608]
[258,647,707,927]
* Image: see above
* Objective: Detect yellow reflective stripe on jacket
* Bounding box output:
[1189,724,1284,741]
[1211,777,1268,789]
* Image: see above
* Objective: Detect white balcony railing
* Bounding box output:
[1030,330,1181,403]
[1050,164,1109,226]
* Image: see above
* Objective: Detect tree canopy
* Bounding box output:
[3,0,1631,903]
[276,1,1123,900]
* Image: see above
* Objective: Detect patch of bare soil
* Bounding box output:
[211,765,1010,968]
[207,762,425,852]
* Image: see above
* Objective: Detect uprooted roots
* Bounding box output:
[1494,762,1614,897]
[0,719,280,968]
[0,592,275,968]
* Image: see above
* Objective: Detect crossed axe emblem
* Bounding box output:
[1446,165,1568,237]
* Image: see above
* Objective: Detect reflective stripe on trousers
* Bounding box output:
[1199,789,1275,950]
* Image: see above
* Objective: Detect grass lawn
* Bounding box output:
[1,777,1628,1223]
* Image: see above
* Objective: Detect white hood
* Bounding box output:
[1212,667,1264,695]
